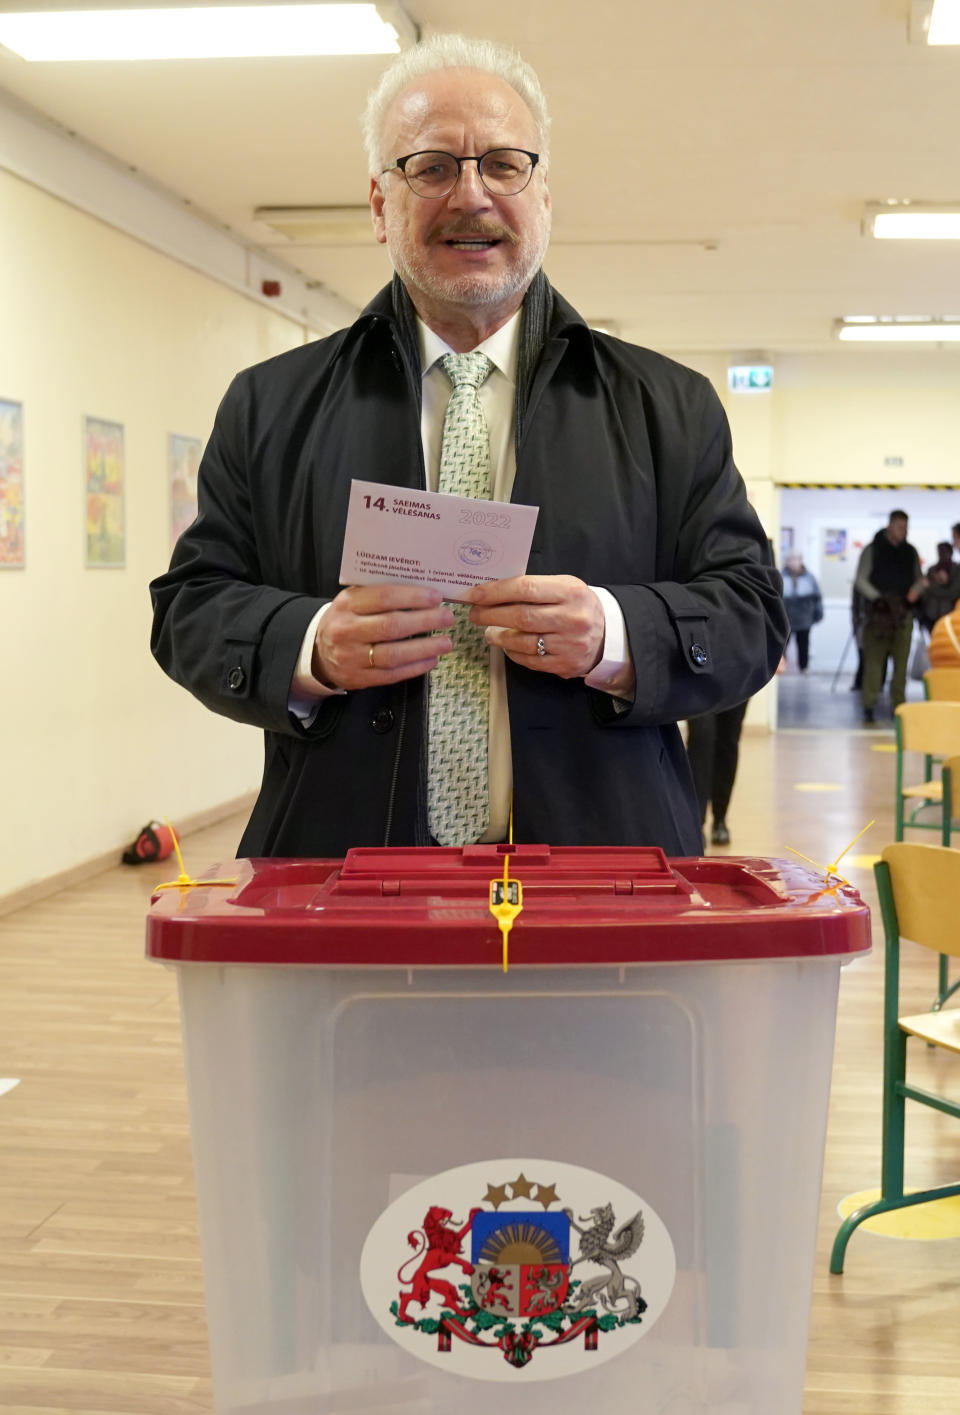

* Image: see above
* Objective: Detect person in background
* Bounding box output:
[854,510,925,725]
[917,542,960,634]
[781,552,823,672]
[685,701,749,846]
[952,522,960,560]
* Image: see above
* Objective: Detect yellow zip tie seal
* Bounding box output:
[153,819,238,893]
[785,819,875,890]
[488,805,523,972]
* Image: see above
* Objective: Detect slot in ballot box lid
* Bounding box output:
[146,845,871,968]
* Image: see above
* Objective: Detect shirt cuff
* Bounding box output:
[584,586,635,700]
[288,604,346,723]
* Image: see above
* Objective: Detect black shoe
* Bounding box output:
[711,821,730,845]
[862,709,875,725]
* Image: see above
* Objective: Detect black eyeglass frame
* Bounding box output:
[381,148,540,199]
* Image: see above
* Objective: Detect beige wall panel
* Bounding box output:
[0,169,313,898]
[772,353,960,486]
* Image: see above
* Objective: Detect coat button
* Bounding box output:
[689,643,708,667]
[227,666,246,691]
[371,707,395,734]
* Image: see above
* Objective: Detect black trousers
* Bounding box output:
[788,627,810,670]
[685,701,749,825]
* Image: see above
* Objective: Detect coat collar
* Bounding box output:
[351,277,596,365]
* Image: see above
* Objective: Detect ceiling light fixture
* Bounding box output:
[909,0,960,43]
[928,0,960,43]
[0,4,417,62]
[836,317,960,343]
[864,201,960,239]
[254,206,374,243]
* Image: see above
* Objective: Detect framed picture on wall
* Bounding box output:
[0,398,24,569]
[780,526,794,557]
[84,416,125,567]
[823,527,848,560]
[168,433,202,547]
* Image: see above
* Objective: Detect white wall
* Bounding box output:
[0,167,321,899]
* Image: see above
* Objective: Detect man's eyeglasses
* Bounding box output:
[381,148,539,199]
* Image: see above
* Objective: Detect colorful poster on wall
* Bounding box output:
[823,528,847,560]
[85,416,125,567]
[168,433,202,546]
[819,526,852,597]
[0,399,24,569]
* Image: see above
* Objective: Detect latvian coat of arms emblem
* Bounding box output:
[360,1158,676,1382]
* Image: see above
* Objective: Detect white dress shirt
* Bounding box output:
[290,310,634,840]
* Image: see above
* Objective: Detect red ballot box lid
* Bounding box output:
[145,845,872,968]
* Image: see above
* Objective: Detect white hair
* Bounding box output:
[362,32,551,177]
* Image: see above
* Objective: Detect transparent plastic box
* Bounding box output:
[147,844,870,1415]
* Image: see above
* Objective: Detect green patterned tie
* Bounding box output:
[428,351,495,846]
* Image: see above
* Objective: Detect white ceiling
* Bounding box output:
[1,0,958,353]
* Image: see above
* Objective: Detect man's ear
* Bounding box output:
[369,176,387,245]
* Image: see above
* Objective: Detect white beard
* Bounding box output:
[385,211,551,316]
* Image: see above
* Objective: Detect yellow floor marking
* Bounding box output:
[871,743,897,753]
[837,1188,960,1240]
[841,854,882,870]
[793,782,842,792]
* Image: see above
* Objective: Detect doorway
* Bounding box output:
[776,486,959,729]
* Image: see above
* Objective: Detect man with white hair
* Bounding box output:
[151,34,787,856]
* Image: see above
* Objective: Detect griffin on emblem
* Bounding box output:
[562,1203,645,1322]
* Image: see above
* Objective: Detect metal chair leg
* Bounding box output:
[831,1184,960,1274]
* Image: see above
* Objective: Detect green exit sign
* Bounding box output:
[728,365,774,391]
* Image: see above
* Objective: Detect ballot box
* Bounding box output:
[146,845,870,1415]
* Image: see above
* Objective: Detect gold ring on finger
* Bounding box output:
[369,643,377,669]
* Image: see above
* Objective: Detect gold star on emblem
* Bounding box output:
[510,1172,534,1199]
[484,1182,510,1209]
[535,1182,560,1209]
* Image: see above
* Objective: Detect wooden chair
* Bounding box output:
[931,755,960,1010]
[943,755,959,843]
[830,843,960,1273]
[895,704,960,1008]
[924,667,960,702]
[894,702,960,841]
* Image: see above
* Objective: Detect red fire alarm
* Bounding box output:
[261,279,282,298]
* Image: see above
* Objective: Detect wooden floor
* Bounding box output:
[1,706,959,1413]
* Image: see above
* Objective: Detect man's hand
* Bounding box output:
[466,575,605,679]
[313,584,454,691]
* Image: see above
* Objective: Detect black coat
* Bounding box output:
[150,283,787,856]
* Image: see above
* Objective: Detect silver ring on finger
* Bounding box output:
[536,635,547,658]
[368,643,377,669]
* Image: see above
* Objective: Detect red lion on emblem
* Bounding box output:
[396,1205,481,1324]
[477,1265,512,1311]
